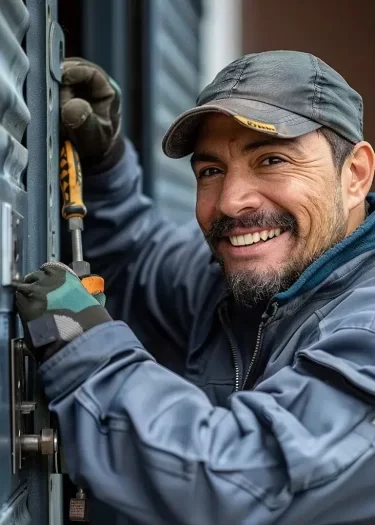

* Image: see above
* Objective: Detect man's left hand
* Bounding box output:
[14,262,112,362]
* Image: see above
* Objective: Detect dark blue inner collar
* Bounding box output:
[276,193,375,304]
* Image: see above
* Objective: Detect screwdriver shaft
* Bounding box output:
[71,229,83,262]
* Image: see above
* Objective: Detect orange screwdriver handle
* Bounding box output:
[59,140,87,220]
[80,275,105,295]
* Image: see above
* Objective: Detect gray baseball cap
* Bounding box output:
[162,50,363,159]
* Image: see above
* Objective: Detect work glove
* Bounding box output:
[14,262,112,363]
[60,57,124,173]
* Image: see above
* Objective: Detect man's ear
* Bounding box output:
[344,141,375,211]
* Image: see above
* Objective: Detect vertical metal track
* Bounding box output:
[24,1,64,524]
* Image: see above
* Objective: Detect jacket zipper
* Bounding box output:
[227,325,241,392]
[219,301,279,392]
[241,321,264,389]
[219,305,241,391]
[242,301,279,390]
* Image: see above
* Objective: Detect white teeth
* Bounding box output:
[252,232,260,243]
[229,235,250,246]
[229,228,283,246]
[244,233,253,245]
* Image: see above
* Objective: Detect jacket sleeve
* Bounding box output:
[40,318,375,525]
[69,139,215,370]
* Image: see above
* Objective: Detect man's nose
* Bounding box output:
[216,171,263,218]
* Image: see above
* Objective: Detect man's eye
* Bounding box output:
[198,167,223,179]
[260,156,285,166]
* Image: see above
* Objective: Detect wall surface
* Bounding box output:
[200,0,243,89]
[242,0,375,150]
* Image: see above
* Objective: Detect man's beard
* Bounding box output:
[205,195,348,308]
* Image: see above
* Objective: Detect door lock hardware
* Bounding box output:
[20,428,58,456]
[11,338,59,472]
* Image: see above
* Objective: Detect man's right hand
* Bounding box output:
[60,58,124,173]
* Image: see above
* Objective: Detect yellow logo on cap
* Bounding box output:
[234,115,277,133]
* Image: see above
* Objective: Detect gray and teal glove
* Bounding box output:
[15,262,112,362]
[60,57,123,173]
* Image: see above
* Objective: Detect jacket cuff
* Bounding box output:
[82,138,141,197]
[82,136,125,175]
[38,321,142,400]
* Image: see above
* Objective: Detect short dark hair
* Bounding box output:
[319,127,355,172]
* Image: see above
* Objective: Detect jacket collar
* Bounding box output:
[276,193,375,305]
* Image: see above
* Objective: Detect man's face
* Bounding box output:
[192,114,350,306]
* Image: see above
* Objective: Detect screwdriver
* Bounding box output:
[59,140,104,295]
[60,140,104,523]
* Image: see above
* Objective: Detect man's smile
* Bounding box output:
[217,229,292,260]
[228,227,283,246]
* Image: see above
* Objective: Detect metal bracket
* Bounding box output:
[0,202,23,286]
[10,339,58,473]
[49,21,64,82]
[10,338,25,473]
[46,4,65,263]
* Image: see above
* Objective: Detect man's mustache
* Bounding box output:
[205,211,298,245]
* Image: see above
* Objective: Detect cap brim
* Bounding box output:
[162,98,322,159]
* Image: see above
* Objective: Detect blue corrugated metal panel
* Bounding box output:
[145,0,202,224]
[0,0,29,509]
[0,1,29,181]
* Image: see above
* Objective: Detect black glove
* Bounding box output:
[60,57,124,173]
[14,262,112,363]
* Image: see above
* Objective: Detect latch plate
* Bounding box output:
[0,202,23,286]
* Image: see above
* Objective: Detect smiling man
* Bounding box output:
[15,51,375,524]
[191,117,350,306]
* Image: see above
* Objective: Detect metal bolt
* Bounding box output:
[20,434,40,453]
[20,428,57,456]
